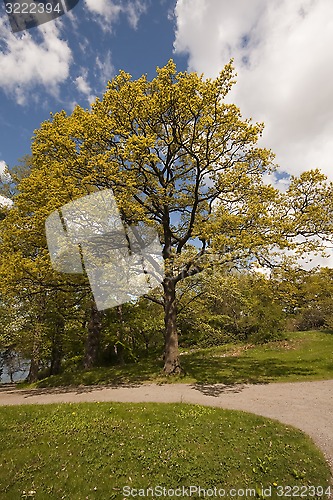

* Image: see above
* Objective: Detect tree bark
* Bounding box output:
[83,302,103,370]
[27,357,39,383]
[50,314,64,376]
[115,305,125,365]
[27,337,40,383]
[163,278,182,375]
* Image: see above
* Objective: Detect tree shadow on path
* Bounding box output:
[191,383,248,397]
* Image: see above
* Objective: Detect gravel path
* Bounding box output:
[1,380,332,478]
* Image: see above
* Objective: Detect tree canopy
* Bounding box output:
[1,60,332,376]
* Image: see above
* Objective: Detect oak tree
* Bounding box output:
[3,61,332,375]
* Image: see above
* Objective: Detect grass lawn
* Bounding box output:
[182,330,333,385]
[0,403,331,499]
[32,330,333,388]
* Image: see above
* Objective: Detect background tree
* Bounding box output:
[273,266,333,331]
[0,160,94,380]
[176,268,286,348]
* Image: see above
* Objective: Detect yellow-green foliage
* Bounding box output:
[1,60,333,370]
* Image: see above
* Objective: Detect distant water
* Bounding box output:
[0,360,30,384]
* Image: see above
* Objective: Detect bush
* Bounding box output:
[248,328,285,344]
[198,325,231,348]
[294,307,326,331]
[61,355,84,373]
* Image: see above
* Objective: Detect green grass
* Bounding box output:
[0,403,331,499]
[182,330,333,385]
[31,330,333,388]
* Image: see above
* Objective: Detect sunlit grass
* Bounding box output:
[0,403,331,499]
[29,330,333,388]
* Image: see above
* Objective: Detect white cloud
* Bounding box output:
[0,161,13,207]
[75,71,96,105]
[75,75,91,95]
[84,0,147,31]
[95,51,115,86]
[84,0,122,23]
[174,0,333,270]
[75,70,96,104]
[0,18,72,104]
[262,172,290,193]
[125,0,147,29]
[0,195,13,207]
[0,160,11,183]
[174,0,333,181]
[299,250,333,270]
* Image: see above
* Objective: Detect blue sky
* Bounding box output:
[0,0,188,171]
[1,0,333,183]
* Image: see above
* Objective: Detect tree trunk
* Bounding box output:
[163,278,182,375]
[50,314,64,376]
[116,305,125,365]
[27,340,40,383]
[27,357,39,383]
[83,302,102,370]
[27,326,42,383]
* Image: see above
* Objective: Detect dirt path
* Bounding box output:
[1,380,333,477]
